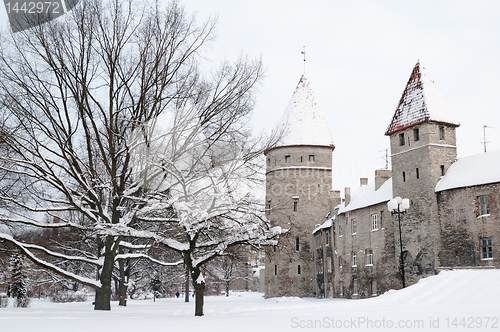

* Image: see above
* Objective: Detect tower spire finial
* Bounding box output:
[301,46,306,74]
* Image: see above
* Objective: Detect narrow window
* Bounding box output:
[372,279,377,296]
[399,133,405,146]
[353,278,358,295]
[366,249,373,266]
[380,211,384,229]
[325,232,329,245]
[267,158,270,166]
[274,264,277,275]
[339,282,344,296]
[297,265,301,275]
[352,251,357,267]
[414,128,419,141]
[402,171,406,182]
[481,238,493,259]
[300,156,303,162]
[441,165,445,176]
[327,257,332,273]
[339,225,342,237]
[296,237,300,252]
[339,256,342,269]
[479,196,490,216]
[439,126,445,140]
[371,214,379,231]
[309,155,315,162]
[293,201,298,212]
[416,168,419,179]
[351,219,356,234]
[285,155,291,164]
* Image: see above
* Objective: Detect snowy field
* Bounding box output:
[1,269,499,332]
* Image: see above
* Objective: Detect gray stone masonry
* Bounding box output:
[264,145,333,298]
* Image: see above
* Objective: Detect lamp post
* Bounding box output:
[387,197,410,288]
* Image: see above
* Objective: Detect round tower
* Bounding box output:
[264,75,334,298]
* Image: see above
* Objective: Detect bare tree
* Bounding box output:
[0,0,283,314]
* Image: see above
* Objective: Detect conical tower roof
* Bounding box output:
[277,75,334,148]
[385,61,460,136]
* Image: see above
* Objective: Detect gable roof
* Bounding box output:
[435,150,500,192]
[385,61,460,136]
[276,75,334,148]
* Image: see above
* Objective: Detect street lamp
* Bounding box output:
[387,197,410,288]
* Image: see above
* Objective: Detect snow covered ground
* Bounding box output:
[1,269,499,331]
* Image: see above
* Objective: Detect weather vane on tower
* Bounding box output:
[301,46,306,74]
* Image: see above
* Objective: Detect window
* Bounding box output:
[267,158,270,166]
[298,265,301,275]
[479,196,490,216]
[416,168,419,179]
[403,171,406,182]
[274,265,277,275]
[366,249,373,266]
[353,278,358,295]
[309,155,315,162]
[372,279,377,296]
[439,126,445,140]
[296,237,300,251]
[481,238,493,259]
[339,225,343,237]
[399,133,405,146]
[338,256,343,269]
[441,165,445,176]
[339,282,344,296]
[414,128,420,141]
[371,214,379,231]
[300,156,303,162]
[327,257,332,273]
[352,251,357,267]
[351,219,356,235]
[325,232,329,245]
[293,201,298,212]
[285,155,291,163]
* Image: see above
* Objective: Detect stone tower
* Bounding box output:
[264,75,334,297]
[385,61,460,283]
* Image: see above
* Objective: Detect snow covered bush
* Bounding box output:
[0,293,7,308]
[51,290,87,303]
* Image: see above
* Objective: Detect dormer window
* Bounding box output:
[309,155,315,162]
[285,155,291,164]
[439,126,445,140]
[399,133,405,146]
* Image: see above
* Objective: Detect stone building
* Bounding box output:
[265,62,500,299]
[264,75,334,297]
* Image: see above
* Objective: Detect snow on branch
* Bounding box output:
[114,253,183,267]
[0,232,102,289]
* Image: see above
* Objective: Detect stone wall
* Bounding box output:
[264,145,333,298]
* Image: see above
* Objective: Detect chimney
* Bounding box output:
[375,169,392,191]
[360,178,368,186]
[344,187,351,207]
[330,190,341,215]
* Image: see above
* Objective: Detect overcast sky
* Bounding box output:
[1,0,499,193]
[180,0,500,193]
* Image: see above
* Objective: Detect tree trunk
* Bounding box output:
[94,242,115,310]
[226,282,229,297]
[118,248,127,306]
[194,281,205,316]
[184,265,190,303]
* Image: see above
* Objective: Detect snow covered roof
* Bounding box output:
[312,217,334,234]
[435,150,500,192]
[338,178,393,214]
[385,61,460,136]
[276,75,334,148]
